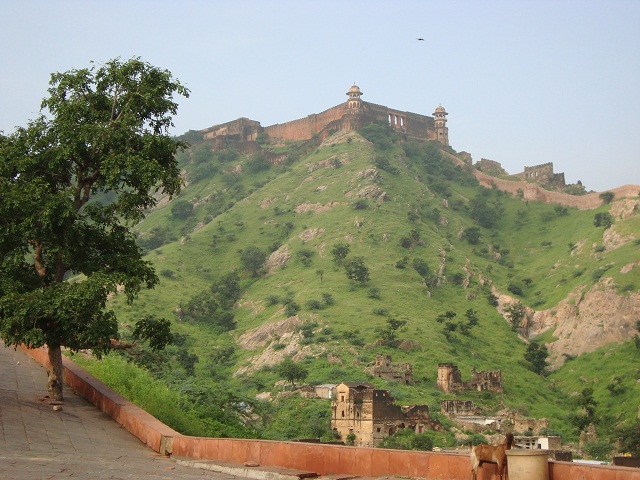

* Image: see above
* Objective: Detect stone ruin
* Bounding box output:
[437,363,502,393]
[366,354,414,385]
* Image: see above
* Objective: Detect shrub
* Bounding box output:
[306,299,323,310]
[412,258,430,277]
[352,198,369,210]
[599,191,615,204]
[507,283,524,296]
[284,301,300,317]
[395,256,410,269]
[171,200,194,219]
[322,293,335,306]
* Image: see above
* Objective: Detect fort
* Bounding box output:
[200,84,448,146]
[198,85,639,208]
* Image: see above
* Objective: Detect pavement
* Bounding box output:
[0,342,247,480]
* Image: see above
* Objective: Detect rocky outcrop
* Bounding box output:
[528,281,639,368]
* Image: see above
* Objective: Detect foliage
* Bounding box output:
[504,302,526,329]
[344,256,370,283]
[462,226,482,244]
[240,246,267,277]
[582,441,614,461]
[352,198,370,210]
[593,212,613,229]
[616,420,640,456]
[568,387,598,433]
[0,57,188,399]
[375,317,407,344]
[599,191,615,204]
[358,122,399,149]
[183,271,241,331]
[171,200,195,219]
[378,428,434,451]
[412,258,430,277]
[524,342,549,376]
[331,242,351,265]
[276,357,308,387]
[246,153,271,173]
[73,353,257,438]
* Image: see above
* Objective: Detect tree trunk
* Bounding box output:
[46,344,64,401]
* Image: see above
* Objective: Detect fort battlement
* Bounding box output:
[198,85,638,207]
[199,84,446,146]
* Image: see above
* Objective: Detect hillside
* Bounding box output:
[96,125,639,449]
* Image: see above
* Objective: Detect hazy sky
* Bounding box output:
[1,0,638,192]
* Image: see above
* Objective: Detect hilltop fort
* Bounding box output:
[200,84,448,146]
[197,85,639,207]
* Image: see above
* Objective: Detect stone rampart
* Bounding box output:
[442,151,639,210]
[265,104,346,141]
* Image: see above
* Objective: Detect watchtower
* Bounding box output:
[346,84,363,112]
[433,105,449,146]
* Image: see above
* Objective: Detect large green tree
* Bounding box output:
[0,58,189,400]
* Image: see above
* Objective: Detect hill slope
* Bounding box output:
[103,126,639,445]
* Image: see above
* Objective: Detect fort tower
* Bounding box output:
[433,105,449,146]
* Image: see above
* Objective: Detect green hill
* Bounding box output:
[79,124,639,449]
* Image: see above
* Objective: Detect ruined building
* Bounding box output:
[437,363,502,393]
[367,354,414,384]
[199,85,448,147]
[512,162,567,189]
[331,382,437,447]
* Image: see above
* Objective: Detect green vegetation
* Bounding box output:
[0,58,188,401]
[48,124,638,450]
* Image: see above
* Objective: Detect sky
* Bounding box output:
[1,0,638,192]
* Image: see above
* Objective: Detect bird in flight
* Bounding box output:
[416,37,425,41]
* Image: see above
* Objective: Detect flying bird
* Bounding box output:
[416,37,425,41]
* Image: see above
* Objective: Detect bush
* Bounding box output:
[171,200,194,219]
[352,198,369,210]
[367,287,381,299]
[284,301,300,317]
[412,258,430,277]
[583,441,613,461]
[507,283,524,296]
[599,191,615,204]
[306,299,323,310]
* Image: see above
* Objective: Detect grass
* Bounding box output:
[100,129,639,444]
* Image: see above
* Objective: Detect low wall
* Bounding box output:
[22,346,640,480]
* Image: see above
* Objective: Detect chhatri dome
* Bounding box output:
[347,84,362,96]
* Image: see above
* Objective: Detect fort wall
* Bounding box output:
[264,104,347,141]
[443,151,639,209]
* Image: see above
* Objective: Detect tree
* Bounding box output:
[171,199,194,219]
[331,242,350,265]
[599,191,615,204]
[524,342,549,375]
[593,212,614,229]
[239,246,266,277]
[344,256,370,284]
[504,302,526,329]
[375,317,406,343]
[462,226,482,244]
[0,58,188,400]
[276,357,308,388]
